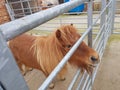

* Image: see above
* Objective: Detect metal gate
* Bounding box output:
[0,0,116,90]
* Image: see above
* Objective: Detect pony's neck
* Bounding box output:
[35,34,66,61]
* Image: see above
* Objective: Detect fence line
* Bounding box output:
[39,0,115,88]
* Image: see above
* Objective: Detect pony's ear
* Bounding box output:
[56,29,61,39]
[70,23,73,26]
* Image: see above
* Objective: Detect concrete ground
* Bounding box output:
[24,64,78,90]
[23,36,120,90]
[93,40,120,90]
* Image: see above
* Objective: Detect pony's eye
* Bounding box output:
[67,45,72,48]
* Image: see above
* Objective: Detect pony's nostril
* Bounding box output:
[91,56,97,62]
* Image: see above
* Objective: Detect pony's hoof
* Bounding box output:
[49,83,54,89]
[29,68,33,71]
[22,72,26,76]
[60,77,66,81]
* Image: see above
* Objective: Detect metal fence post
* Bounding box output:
[87,0,93,48]
[101,0,107,50]
[0,31,29,90]
[83,1,93,90]
[111,0,116,34]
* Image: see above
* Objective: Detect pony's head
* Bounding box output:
[55,24,80,52]
[55,24,99,74]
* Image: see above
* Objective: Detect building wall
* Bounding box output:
[0,0,10,25]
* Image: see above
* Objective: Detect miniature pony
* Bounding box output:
[9,24,99,88]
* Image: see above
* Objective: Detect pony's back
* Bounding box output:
[9,34,41,70]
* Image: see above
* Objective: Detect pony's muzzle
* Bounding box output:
[90,56,100,64]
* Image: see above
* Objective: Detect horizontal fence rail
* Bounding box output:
[0,0,88,41]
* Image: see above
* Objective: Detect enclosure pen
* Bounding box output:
[0,0,116,90]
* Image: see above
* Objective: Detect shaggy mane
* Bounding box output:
[33,25,78,75]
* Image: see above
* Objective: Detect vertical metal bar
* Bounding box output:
[101,0,106,29]
[85,78,91,90]
[0,31,29,90]
[92,0,107,85]
[76,71,87,90]
[87,0,93,89]
[5,3,15,20]
[111,0,116,34]
[87,0,93,47]
[68,69,81,90]
[93,24,105,47]
[5,0,15,20]
[27,0,32,14]
[9,2,16,19]
[81,75,90,90]
[20,0,25,16]
[106,8,112,36]
[101,0,106,54]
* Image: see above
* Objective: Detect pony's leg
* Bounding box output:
[49,78,55,89]
[43,72,55,89]
[49,83,55,89]
[57,65,67,81]
[15,58,26,75]
[59,75,66,81]
[27,67,33,71]
[17,62,32,76]
[24,66,33,72]
[17,61,27,75]
[58,71,66,81]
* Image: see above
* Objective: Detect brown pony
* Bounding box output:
[9,24,99,88]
